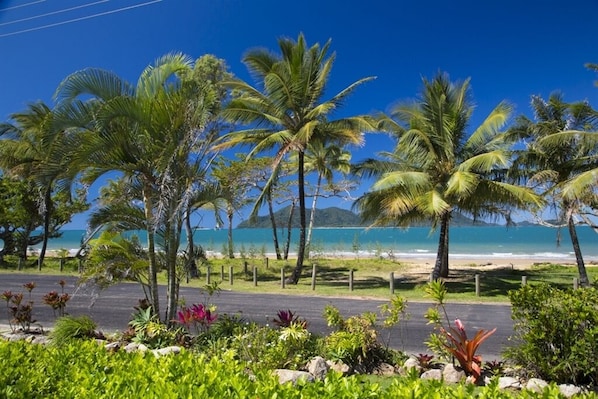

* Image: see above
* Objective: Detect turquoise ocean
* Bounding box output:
[43,226,598,262]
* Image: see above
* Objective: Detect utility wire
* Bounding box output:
[0,0,46,12]
[0,0,109,27]
[0,0,162,38]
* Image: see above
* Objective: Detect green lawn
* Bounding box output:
[2,255,596,302]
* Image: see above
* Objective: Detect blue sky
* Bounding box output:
[1,0,597,229]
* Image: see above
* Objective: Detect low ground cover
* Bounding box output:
[1,339,581,398]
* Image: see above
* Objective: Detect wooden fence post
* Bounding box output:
[521,275,527,286]
[206,266,211,285]
[253,266,258,287]
[229,266,234,285]
[311,264,316,291]
[475,274,480,297]
[349,269,354,292]
[281,267,286,289]
[389,272,395,295]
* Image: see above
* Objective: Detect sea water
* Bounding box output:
[42,225,598,261]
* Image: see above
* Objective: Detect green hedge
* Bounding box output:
[0,340,593,398]
[506,284,598,386]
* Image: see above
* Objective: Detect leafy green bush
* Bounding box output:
[126,306,185,348]
[50,315,101,344]
[322,303,405,372]
[0,340,580,398]
[227,320,320,371]
[505,284,598,385]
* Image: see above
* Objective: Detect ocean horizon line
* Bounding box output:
[31,225,598,262]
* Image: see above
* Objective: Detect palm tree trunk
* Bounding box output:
[567,212,590,287]
[184,206,198,278]
[38,186,52,270]
[227,206,235,258]
[291,151,307,283]
[305,173,322,258]
[143,182,160,318]
[432,213,450,280]
[284,199,296,260]
[165,219,180,325]
[267,187,282,260]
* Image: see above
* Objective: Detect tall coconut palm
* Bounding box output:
[558,64,598,221]
[507,93,598,287]
[218,33,373,283]
[354,73,543,280]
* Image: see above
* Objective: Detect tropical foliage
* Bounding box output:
[217,33,374,282]
[354,73,543,278]
[506,284,598,386]
[0,103,88,265]
[3,339,579,398]
[506,93,598,286]
[53,53,230,322]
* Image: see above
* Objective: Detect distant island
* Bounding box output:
[236,206,497,228]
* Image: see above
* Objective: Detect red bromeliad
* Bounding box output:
[441,319,496,383]
[177,303,217,333]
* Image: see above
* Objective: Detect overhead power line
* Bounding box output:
[0,0,46,12]
[0,0,162,38]
[0,0,109,27]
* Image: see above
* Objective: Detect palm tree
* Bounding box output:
[354,73,543,280]
[506,93,598,287]
[212,155,269,258]
[54,53,226,321]
[557,64,598,223]
[296,137,352,255]
[218,33,373,283]
[0,102,84,267]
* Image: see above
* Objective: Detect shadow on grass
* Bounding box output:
[298,265,589,298]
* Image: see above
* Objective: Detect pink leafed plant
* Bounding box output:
[441,319,496,383]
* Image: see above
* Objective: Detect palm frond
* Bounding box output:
[458,150,509,173]
[54,68,133,103]
[466,101,512,151]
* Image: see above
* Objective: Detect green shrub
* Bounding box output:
[505,284,598,385]
[227,321,320,371]
[127,306,185,348]
[0,340,582,398]
[50,315,100,344]
[322,304,405,372]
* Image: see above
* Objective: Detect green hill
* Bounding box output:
[237,206,364,228]
[236,206,496,228]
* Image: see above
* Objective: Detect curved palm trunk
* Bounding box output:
[291,152,307,283]
[305,173,322,258]
[284,199,296,260]
[227,205,235,258]
[143,182,160,318]
[432,213,450,280]
[567,212,590,287]
[267,188,282,260]
[37,186,53,270]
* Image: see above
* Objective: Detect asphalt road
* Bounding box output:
[0,274,514,360]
